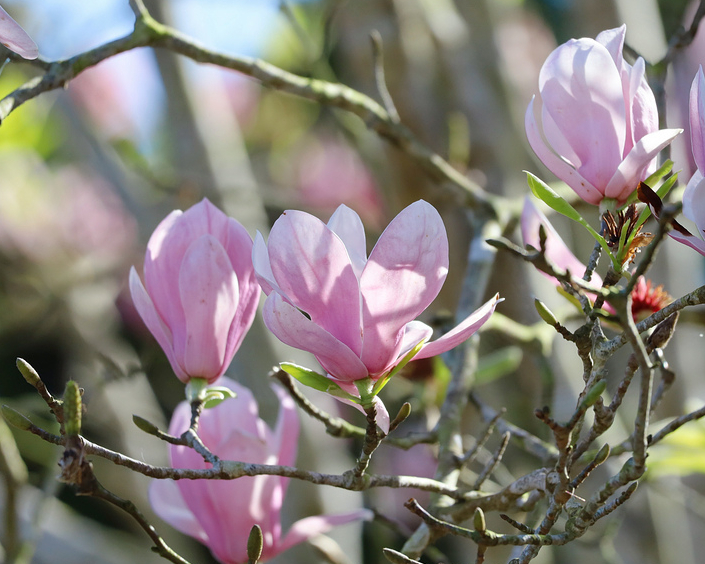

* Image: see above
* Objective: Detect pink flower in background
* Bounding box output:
[521,197,602,285]
[130,199,260,383]
[253,201,500,387]
[150,379,371,564]
[525,25,680,205]
[295,137,384,229]
[0,5,37,59]
[0,159,136,264]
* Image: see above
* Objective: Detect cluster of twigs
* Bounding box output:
[2,1,705,563]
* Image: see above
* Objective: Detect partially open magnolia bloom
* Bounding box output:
[526,25,680,205]
[253,201,501,387]
[130,199,260,383]
[0,5,37,59]
[150,379,371,564]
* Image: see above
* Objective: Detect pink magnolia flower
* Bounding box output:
[0,5,37,59]
[150,378,371,564]
[130,199,260,383]
[253,201,500,386]
[525,25,680,205]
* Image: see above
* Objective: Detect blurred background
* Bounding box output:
[0,0,704,563]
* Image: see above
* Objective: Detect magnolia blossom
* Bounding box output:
[150,379,371,564]
[253,201,500,388]
[526,25,680,205]
[130,199,260,383]
[0,5,37,59]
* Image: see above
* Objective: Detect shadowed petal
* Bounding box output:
[604,128,682,201]
[690,66,705,172]
[149,480,208,544]
[525,98,603,204]
[276,510,374,556]
[252,231,277,296]
[327,204,368,278]
[263,293,368,381]
[220,219,260,363]
[0,6,37,59]
[129,267,188,381]
[683,170,705,239]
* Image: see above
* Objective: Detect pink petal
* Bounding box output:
[0,6,37,59]
[690,66,705,173]
[604,128,682,202]
[525,98,604,204]
[266,210,363,355]
[595,25,626,67]
[270,384,300,512]
[202,378,263,441]
[668,230,705,256]
[683,170,705,237]
[329,393,391,433]
[167,390,286,563]
[538,38,626,189]
[359,201,448,375]
[129,267,189,382]
[327,204,368,278]
[149,479,208,544]
[252,231,277,296]
[627,57,659,149]
[414,294,501,360]
[275,510,374,556]
[177,235,239,381]
[220,219,260,365]
[398,321,434,357]
[521,197,601,284]
[263,293,369,381]
[144,209,187,336]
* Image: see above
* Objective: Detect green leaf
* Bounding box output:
[280,362,344,395]
[202,391,227,409]
[525,172,618,269]
[644,160,674,189]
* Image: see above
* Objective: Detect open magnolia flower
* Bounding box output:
[150,379,371,564]
[0,5,37,59]
[526,25,680,205]
[130,199,260,384]
[253,201,500,393]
